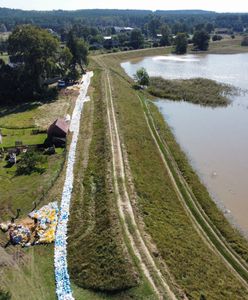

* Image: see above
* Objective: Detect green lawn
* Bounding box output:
[1,246,56,300]
[0,103,42,129]
[1,128,47,148]
[0,152,64,220]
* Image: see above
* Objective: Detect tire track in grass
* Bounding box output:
[105,70,177,300]
[139,95,248,290]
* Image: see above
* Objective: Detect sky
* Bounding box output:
[0,0,248,13]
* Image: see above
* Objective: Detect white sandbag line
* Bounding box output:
[54,71,93,300]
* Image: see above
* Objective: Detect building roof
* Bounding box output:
[215,28,229,32]
[104,36,112,40]
[48,118,69,137]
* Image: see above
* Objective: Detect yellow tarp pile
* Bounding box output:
[0,202,59,247]
[29,202,59,244]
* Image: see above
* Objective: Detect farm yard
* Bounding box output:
[0,83,80,299]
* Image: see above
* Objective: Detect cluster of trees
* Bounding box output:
[0,9,246,57]
[173,30,210,54]
[16,150,46,175]
[0,25,88,104]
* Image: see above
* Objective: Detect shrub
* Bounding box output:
[193,30,210,50]
[0,290,11,300]
[134,68,150,86]
[16,150,46,175]
[212,35,223,41]
[241,36,248,46]
[174,33,188,54]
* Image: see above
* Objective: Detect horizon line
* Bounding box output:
[0,7,248,14]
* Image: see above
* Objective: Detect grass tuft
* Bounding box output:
[148,77,234,107]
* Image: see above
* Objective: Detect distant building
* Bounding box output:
[0,24,7,33]
[114,26,134,33]
[46,28,59,37]
[103,36,112,41]
[214,28,230,34]
[103,36,119,48]
[90,42,103,50]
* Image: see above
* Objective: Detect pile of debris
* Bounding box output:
[0,202,59,247]
[29,202,59,244]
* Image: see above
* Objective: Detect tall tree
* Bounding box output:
[148,16,162,37]
[67,30,88,72]
[160,24,171,46]
[205,23,214,33]
[8,25,60,92]
[193,30,210,51]
[130,29,144,49]
[134,67,150,86]
[174,33,188,54]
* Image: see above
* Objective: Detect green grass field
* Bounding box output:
[0,103,41,129]
[0,152,64,220]
[1,128,46,148]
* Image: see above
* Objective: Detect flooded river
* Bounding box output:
[122,53,248,235]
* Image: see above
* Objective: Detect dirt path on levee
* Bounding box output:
[104,69,178,300]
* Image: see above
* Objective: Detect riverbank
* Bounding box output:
[102,36,248,65]
[91,45,248,298]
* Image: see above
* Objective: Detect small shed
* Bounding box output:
[47,118,69,147]
[48,118,69,139]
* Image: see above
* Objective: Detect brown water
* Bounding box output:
[122,54,248,235]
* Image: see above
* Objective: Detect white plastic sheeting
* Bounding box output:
[54,72,93,300]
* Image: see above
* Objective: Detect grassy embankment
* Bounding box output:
[127,39,248,266]
[0,88,78,299]
[97,42,248,299]
[147,100,248,263]
[68,67,156,299]
[206,36,248,54]
[148,77,234,106]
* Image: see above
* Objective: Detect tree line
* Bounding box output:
[0,8,248,33]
